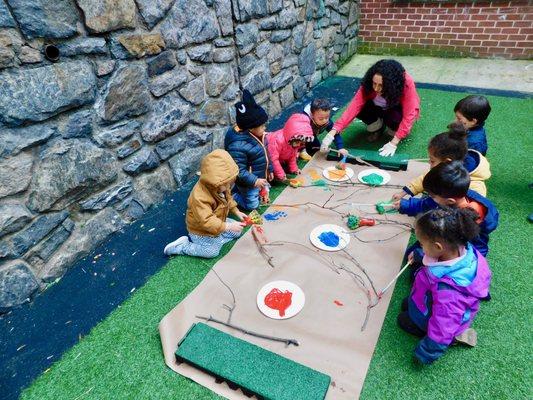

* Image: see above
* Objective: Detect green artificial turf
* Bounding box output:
[22,88,532,400]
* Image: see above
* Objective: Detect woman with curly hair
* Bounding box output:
[321,59,420,157]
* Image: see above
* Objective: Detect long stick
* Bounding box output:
[378,261,411,297]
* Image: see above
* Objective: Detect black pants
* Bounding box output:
[357,100,403,131]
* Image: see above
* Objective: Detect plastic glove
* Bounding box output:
[379,141,397,157]
[320,133,335,153]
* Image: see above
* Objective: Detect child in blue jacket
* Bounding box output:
[454,95,491,155]
[393,161,498,259]
[225,90,273,211]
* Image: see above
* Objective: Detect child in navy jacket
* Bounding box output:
[454,95,491,155]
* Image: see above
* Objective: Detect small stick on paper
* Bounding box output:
[378,261,411,298]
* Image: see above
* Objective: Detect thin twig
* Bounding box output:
[211,268,236,324]
[196,315,299,347]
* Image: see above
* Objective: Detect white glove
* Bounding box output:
[379,141,397,157]
[320,133,335,153]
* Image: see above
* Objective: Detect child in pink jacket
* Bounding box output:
[268,114,314,181]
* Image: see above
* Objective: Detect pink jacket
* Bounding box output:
[267,114,314,180]
[333,72,420,139]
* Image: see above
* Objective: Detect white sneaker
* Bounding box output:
[164,236,189,256]
[366,118,383,133]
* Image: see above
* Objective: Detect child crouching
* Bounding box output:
[398,207,492,365]
[163,149,247,259]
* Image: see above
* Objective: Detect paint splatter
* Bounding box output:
[264,288,293,317]
[318,231,340,247]
[311,179,327,187]
[334,300,344,306]
[328,169,347,180]
[308,168,321,181]
[361,173,384,186]
[264,211,287,221]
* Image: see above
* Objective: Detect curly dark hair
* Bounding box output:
[416,207,480,247]
[428,122,468,161]
[360,59,405,106]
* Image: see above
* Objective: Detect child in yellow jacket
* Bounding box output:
[393,122,491,201]
[164,149,247,258]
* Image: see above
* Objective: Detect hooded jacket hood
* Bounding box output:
[282,114,314,144]
[199,149,239,189]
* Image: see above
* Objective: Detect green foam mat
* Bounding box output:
[175,323,331,400]
[327,148,409,171]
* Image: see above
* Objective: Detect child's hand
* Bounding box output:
[233,210,247,221]
[392,199,401,210]
[407,251,414,265]
[226,222,244,233]
[289,169,301,175]
[267,172,274,182]
[254,178,268,188]
[338,148,349,156]
[391,190,406,201]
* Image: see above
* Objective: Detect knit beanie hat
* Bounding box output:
[235,89,268,130]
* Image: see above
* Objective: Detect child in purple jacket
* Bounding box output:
[398,207,492,365]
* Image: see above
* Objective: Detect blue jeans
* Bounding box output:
[232,185,260,211]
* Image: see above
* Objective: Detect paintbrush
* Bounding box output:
[377,261,411,298]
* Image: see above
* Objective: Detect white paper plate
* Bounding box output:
[309,224,350,251]
[322,166,355,182]
[357,168,391,185]
[257,280,305,320]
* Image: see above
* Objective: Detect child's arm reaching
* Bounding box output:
[190,198,227,236]
[395,196,439,216]
[392,174,425,200]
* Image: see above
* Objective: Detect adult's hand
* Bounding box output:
[320,131,336,153]
[379,141,397,157]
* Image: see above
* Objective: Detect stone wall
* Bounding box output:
[0,0,358,311]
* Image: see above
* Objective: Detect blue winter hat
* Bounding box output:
[235,89,268,130]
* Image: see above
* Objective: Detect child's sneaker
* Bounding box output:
[454,328,477,347]
[164,236,189,256]
[299,150,312,161]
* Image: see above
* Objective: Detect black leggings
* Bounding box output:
[357,100,403,131]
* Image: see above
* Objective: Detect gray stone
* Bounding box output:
[57,37,107,56]
[293,76,307,99]
[77,0,136,33]
[348,2,357,24]
[62,110,93,139]
[267,0,282,13]
[278,8,298,29]
[299,42,316,76]
[0,204,32,239]
[154,134,186,161]
[148,68,187,97]
[187,44,212,63]
[222,84,239,101]
[213,0,233,36]
[0,61,96,127]
[120,198,144,221]
[117,33,166,58]
[6,0,78,39]
[134,0,174,29]
[0,152,33,198]
[133,164,176,208]
[194,99,228,126]
[160,0,219,48]
[0,261,39,311]
[187,63,204,76]
[0,124,56,159]
[259,16,277,30]
[270,61,281,76]
[95,120,140,147]
[108,36,135,60]
[266,44,284,63]
[214,37,233,47]
[282,54,298,68]
[24,218,74,267]
[338,1,349,14]
[235,23,259,56]
[176,50,187,64]
[330,9,340,25]
[205,64,231,97]
[271,69,292,92]
[40,208,124,281]
[241,59,270,95]
[279,83,294,108]
[0,43,16,69]
[313,29,323,39]
[0,0,16,28]
[340,15,348,32]
[268,93,281,116]
[96,60,116,77]
[142,93,192,142]
[211,127,226,149]
[270,29,291,43]
[254,41,270,58]
[28,140,118,212]
[116,139,142,159]
[0,210,69,259]
[232,0,268,22]
[187,127,213,147]
[122,148,159,175]
[310,70,322,87]
[317,16,329,28]
[316,48,326,69]
[147,50,177,77]
[169,143,210,186]
[18,46,42,63]
[179,76,206,106]
[213,48,234,63]
[96,63,151,123]
[79,180,133,211]
[238,53,257,76]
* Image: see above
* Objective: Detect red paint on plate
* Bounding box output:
[264,288,292,317]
